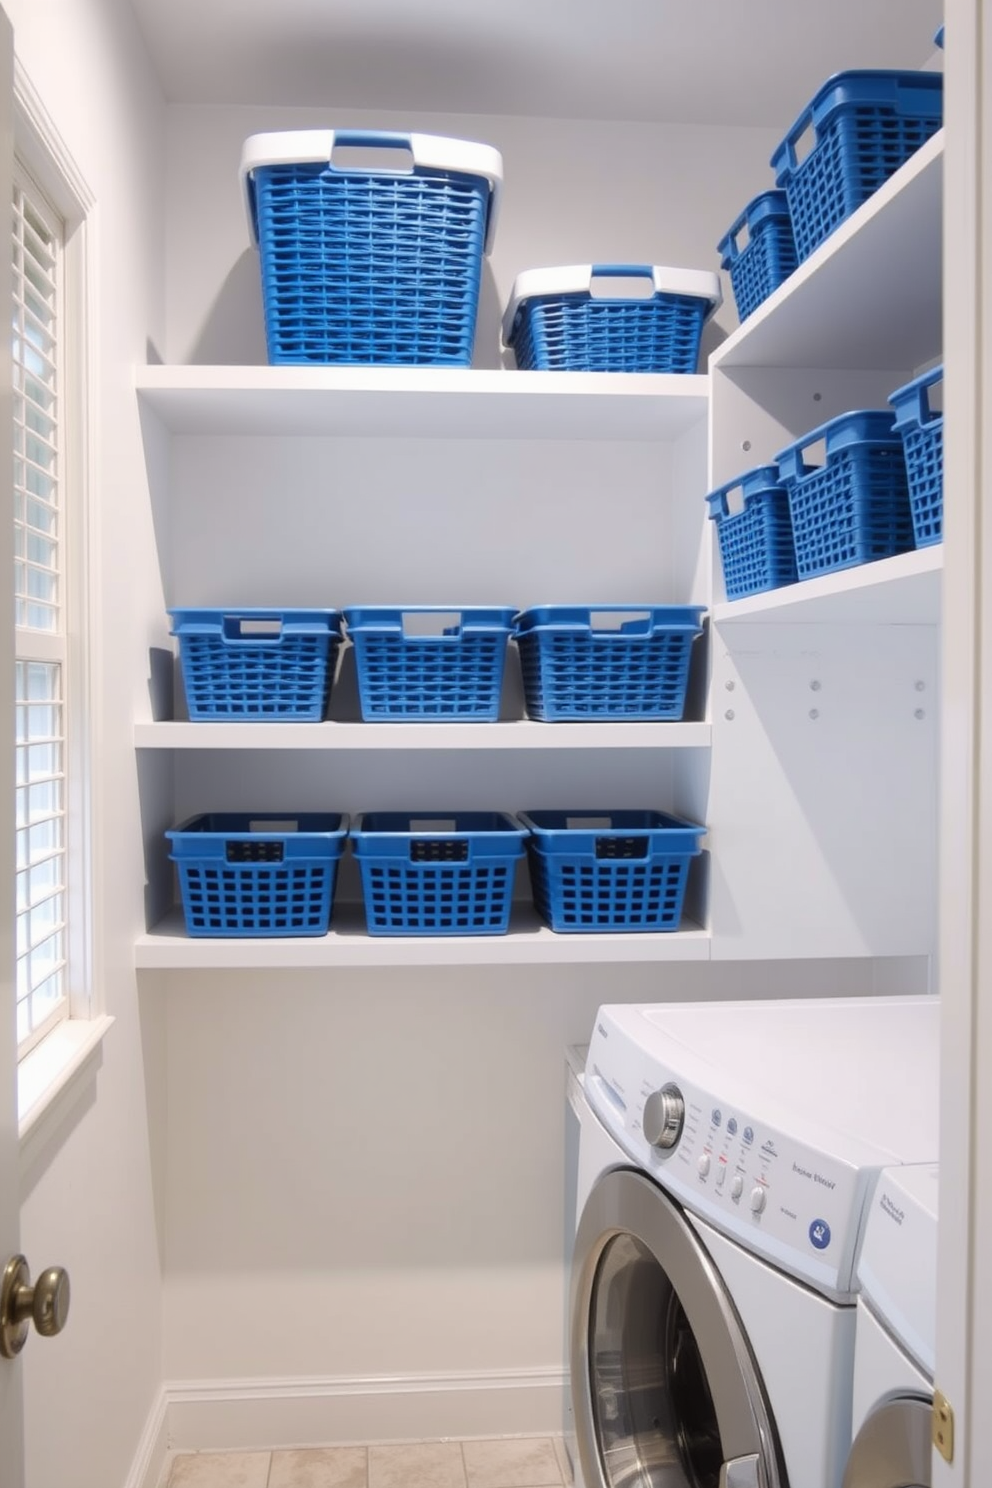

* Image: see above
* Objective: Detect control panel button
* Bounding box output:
[730,1174,744,1200]
[715,1164,727,1189]
[809,1220,831,1251]
[697,1154,711,1178]
[711,1109,722,1128]
[749,1186,766,1215]
[727,1117,738,1136]
[743,1127,754,1145]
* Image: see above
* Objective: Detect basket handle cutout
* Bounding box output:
[330,132,415,174]
[791,120,816,167]
[924,375,944,418]
[595,835,649,860]
[566,816,614,831]
[797,435,827,472]
[410,839,469,863]
[731,219,751,255]
[590,610,651,633]
[223,616,283,641]
[401,611,462,638]
[249,818,299,833]
[226,840,286,864]
[589,265,655,300]
[409,818,458,833]
[723,483,747,516]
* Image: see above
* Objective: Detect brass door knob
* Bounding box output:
[0,1254,70,1358]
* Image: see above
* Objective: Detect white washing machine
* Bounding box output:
[570,996,940,1488]
[842,1162,938,1488]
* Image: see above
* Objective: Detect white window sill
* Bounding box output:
[18,1015,115,1176]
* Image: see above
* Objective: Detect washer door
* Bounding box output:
[571,1168,784,1488]
[841,1395,933,1487]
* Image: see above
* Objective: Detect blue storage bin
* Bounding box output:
[514,605,705,721]
[518,809,705,934]
[167,813,349,937]
[775,411,913,580]
[343,606,516,721]
[241,129,503,366]
[170,608,343,721]
[707,467,797,600]
[502,264,721,373]
[717,191,798,323]
[350,811,526,936]
[890,365,943,548]
[771,71,943,262]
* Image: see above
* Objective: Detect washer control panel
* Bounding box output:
[585,1021,874,1298]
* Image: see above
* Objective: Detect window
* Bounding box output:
[13,167,67,1058]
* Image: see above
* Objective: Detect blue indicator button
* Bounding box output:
[727,1117,738,1136]
[743,1126,754,1145]
[809,1219,832,1251]
[712,1109,722,1128]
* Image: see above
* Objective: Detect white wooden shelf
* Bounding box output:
[134,720,712,750]
[713,129,942,374]
[135,366,709,442]
[135,907,710,968]
[712,546,942,625]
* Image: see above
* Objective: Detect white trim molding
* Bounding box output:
[129,1369,567,1488]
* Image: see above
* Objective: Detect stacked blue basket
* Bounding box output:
[503,264,721,373]
[343,607,516,721]
[241,129,503,366]
[889,366,944,548]
[350,812,526,936]
[717,191,799,323]
[706,467,797,599]
[518,809,706,933]
[771,71,943,263]
[775,411,913,580]
[168,813,349,937]
[514,605,705,721]
[170,609,343,721]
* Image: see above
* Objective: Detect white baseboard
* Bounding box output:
[131,1369,567,1486]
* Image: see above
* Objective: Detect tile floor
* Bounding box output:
[162,1436,573,1488]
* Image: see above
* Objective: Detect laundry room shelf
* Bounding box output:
[134,907,711,968]
[135,366,710,442]
[133,720,713,749]
[713,129,942,374]
[712,546,942,625]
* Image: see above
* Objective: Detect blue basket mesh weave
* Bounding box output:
[509,292,709,373]
[343,607,515,721]
[775,411,913,580]
[771,71,943,262]
[350,812,526,936]
[518,809,705,933]
[890,366,943,548]
[514,606,705,721]
[717,191,798,323]
[249,156,491,366]
[706,468,797,600]
[168,813,348,937]
[170,609,343,721]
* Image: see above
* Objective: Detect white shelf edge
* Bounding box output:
[134,365,710,441]
[134,908,711,969]
[712,127,944,371]
[133,719,713,750]
[712,546,942,625]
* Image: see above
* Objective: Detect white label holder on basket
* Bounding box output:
[501,263,723,348]
[240,129,504,253]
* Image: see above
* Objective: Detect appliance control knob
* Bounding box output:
[697,1153,711,1178]
[643,1084,685,1150]
[750,1186,766,1215]
[731,1174,744,1199]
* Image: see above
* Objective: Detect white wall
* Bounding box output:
[6,1,169,1485]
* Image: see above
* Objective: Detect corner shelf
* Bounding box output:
[712,547,942,626]
[135,366,710,442]
[134,908,710,969]
[134,720,712,750]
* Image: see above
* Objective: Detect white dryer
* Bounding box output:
[571,996,940,1488]
[842,1163,938,1488]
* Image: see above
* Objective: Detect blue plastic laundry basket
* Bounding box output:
[707,467,797,600]
[350,812,526,936]
[889,365,943,548]
[514,606,705,721]
[169,609,343,721]
[518,809,705,933]
[775,411,913,580]
[168,813,349,937]
[717,191,798,323]
[343,607,516,721]
[241,129,502,366]
[771,71,943,262]
[503,264,721,373]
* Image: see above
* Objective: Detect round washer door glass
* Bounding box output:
[572,1169,783,1488]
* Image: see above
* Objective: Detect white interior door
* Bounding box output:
[0,3,23,1480]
